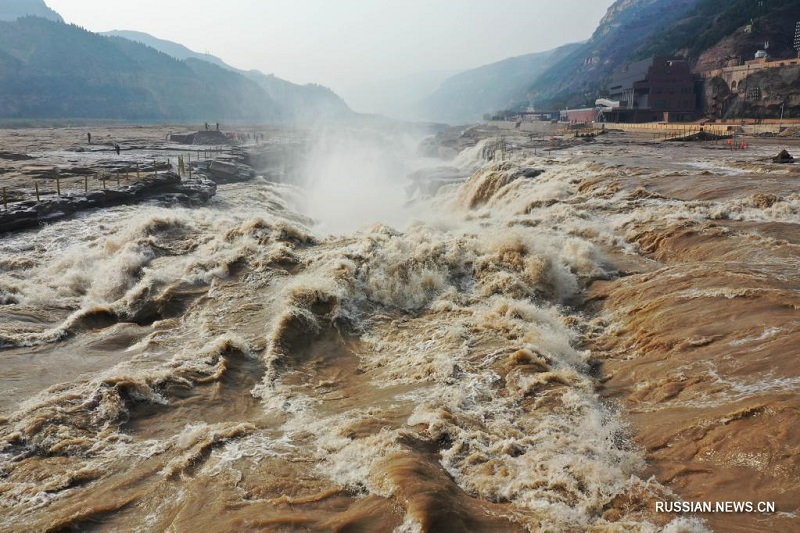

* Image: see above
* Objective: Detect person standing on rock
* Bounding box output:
[87,132,91,144]
[114,143,120,155]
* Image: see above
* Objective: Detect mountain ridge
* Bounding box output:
[521,0,701,110]
[0,0,62,23]
[0,6,353,123]
[101,29,353,122]
[514,0,800,112]
[0,17,281,121]
[101,30,233,71]
[419,43,583,123]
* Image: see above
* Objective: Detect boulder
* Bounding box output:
[773,149,794,163]
[206,160,255,183]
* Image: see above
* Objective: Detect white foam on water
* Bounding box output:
[3,137,757,530]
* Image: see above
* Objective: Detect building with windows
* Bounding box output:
[602,57,697,122]
[794,20,800,57]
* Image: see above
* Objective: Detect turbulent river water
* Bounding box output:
[0,126,797,532]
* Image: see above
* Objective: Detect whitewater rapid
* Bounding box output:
[4,128,799,531]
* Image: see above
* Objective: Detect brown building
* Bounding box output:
[603,57,697,122]
[561,108,599,123]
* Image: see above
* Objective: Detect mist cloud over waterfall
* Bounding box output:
[297,125,443,234]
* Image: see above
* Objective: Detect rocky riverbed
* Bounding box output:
[0,125,300,234]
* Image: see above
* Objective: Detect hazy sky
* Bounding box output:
[46,0,615,92]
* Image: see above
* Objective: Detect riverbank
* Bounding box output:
[0,125,296,234]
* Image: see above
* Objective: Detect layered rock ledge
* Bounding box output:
[0,172,216,234]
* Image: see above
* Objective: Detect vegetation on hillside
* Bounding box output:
[520,0,700,110]
[105,29,353,121]
[0,17,281,120]
[635,0,800,61]
[0,0,62,22]
[499,0,800,114]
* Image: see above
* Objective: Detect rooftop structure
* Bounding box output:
[604,57,697,122]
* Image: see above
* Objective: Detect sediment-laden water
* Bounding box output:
[0,127,797,532]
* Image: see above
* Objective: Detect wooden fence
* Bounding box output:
[1,160,172,211]
[1,148,228,211]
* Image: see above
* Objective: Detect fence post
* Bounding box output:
[35,181,40,202]
[56,177,61,196]
[84,175,88,193]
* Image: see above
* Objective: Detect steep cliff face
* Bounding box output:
[0,0,62,22]
[642,0,800,71]
[511,0,800,113]
[521,0,700,109]
[688,0,800,119]
[702,76,733,119]
[695,5,800,73]
[723,68,800,119]
[593,0,662,38]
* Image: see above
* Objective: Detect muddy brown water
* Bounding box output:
[0,127,798,531]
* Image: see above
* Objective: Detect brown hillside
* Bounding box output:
[695,3,800,72]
